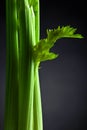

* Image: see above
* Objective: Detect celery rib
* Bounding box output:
[4,0,19,130]
[5,0,43,130]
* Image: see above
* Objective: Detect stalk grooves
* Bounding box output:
[4,0,19,130]
[5,0,43,130]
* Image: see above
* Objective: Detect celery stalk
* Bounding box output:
[4,0,83,130]
[18,0,43,128]
[4,0,19,130]
[5,0,43,130]
[33,64,43,130]
[18,3,35,130]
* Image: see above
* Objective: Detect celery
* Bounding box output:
[4,0,83,130]
[4,0,19,130]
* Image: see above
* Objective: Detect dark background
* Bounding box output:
[0,0,87,130]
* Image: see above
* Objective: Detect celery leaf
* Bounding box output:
[33,26,83,64]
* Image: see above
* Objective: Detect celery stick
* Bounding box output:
[4,0,19,130]
[4,0,83,130]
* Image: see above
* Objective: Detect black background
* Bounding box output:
[0,0,87,130]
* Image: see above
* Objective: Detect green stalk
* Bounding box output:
[5,0,43,129]
[18,0,43,129]
[33,1,43,129]
[34,0,40,42]
[18,3,34,130]
[4,0,19,130]
[4,0,83,130]
[33,63,43,130]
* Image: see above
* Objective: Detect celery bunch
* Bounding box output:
[4,0,83,130]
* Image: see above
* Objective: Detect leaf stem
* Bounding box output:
[33,64,43,130]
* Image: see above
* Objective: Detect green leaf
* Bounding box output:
[33,38,58,63]
[33,26,83,64]
[47,26,83,41]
